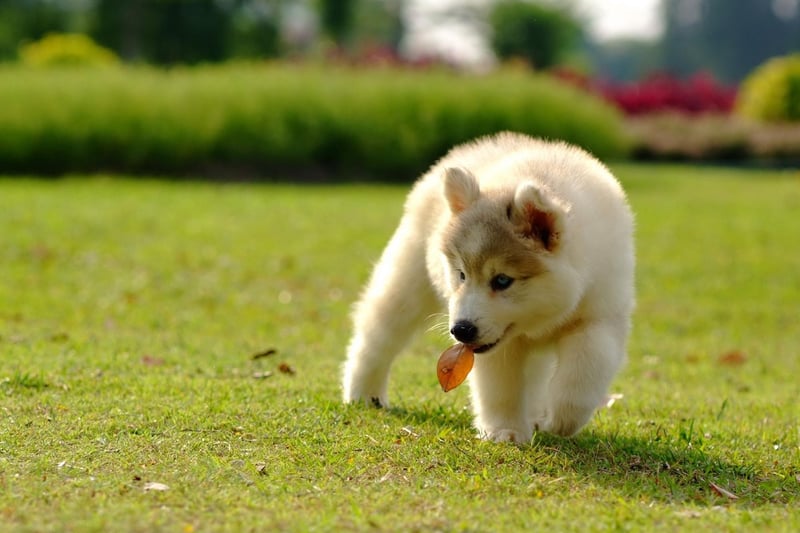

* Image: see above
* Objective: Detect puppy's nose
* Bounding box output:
[450,320,478,344]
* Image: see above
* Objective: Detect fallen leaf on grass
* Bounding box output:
[399,426,419,438]
[718,350,747,366]
[278,363,296,375]
[395,426,420,443]
[601,393,624,409]
[251,348,277,360]
[30,244,54,262]
[709,481,739,500]
[143,482,170,492]
[252,371,273,380]
[141,355,165,367]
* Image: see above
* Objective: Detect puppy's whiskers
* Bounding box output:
[425,313,451,338]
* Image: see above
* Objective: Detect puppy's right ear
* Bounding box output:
[511,182,565,252]
[443,167,479,214]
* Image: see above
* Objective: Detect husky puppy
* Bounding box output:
[342,132,634,443]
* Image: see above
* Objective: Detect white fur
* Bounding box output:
[342,132,635,443]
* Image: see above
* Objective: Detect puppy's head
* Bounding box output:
[440,167,577,351]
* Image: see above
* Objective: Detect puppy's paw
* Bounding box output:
[368,395,387,409]
[343,392,389,409]
[342,370,389,408]
[541,404,594,437]
[541,418,580,437]
[479,428,532,444]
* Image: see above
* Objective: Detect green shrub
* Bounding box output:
[0,64,628,180]
[18,33,119,67]
[737,54,800,123]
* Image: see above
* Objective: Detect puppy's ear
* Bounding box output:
[511,182,565,251]
[443,167,480,214]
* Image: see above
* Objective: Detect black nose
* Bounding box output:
[450,320,478,344]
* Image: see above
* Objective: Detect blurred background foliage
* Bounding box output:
[0,0,797,79]
[0,0,799,176]
[17,31,118,66]
[737,54,800,123]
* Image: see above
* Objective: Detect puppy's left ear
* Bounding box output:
[443,167,480,214]
[511,182,565,252]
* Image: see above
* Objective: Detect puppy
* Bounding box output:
[342,132,634,443]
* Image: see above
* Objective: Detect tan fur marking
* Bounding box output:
[553,315,584,337]
[443,201,546,282]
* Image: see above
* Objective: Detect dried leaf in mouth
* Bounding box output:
[437,344,474,392]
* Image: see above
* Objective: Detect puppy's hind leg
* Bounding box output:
[342,222,438,408]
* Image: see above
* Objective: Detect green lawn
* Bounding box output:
[1,165,798,531]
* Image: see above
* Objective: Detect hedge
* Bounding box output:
[0,64,629,180]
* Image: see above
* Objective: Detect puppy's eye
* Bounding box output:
[458,271,466,282]
[490,274,514,291]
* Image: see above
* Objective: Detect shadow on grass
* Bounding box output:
[385,404,474,432]
[533,431,779,504]
[383,404,796,505]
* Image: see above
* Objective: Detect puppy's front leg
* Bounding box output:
[544,321,627,437]
[470,346,532,444]
[342,223,438,408]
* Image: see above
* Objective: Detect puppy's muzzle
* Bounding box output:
[451,320,505,353]
[450,320,479,344]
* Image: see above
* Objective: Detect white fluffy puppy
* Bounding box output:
[342,132,634,443]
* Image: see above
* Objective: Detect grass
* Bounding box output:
[1,165,799,531]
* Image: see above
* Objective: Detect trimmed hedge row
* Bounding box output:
[0,64,629,180]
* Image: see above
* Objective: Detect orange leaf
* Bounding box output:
[278,362,296,375]
[718,350,747,366]
[141,355,165,366]
[437,344,474,392]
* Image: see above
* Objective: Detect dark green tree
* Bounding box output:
[228,0,281,59]
[149,0,230,64]
[91,0,231,64]
[317,0,357,47]
[489,0,580,69]
[91,0,147,61]
[0,0,71,59]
